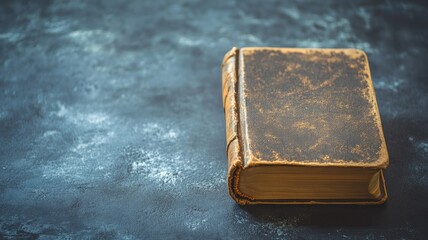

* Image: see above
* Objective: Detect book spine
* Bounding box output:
[222,48,252,205]
[222,47,239,159]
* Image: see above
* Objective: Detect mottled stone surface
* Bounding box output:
[0,0,427,239]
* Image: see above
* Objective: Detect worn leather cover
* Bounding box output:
[222,47,389,205]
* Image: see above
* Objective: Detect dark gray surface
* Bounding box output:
[0,0,427,239]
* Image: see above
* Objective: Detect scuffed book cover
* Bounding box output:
[222,47,389,205]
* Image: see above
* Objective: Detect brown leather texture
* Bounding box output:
[222,47,389,205]
[222,48,249,204]
[240,47,388,168]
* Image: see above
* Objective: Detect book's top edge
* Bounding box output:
[240,47,367,54]
[240,47,370,61]
[228,47,371,61]
[235,47,389,170]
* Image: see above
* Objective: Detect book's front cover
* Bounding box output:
[238,48,388,168]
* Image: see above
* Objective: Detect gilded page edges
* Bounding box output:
[237,170,388,205]
[222,47,252,205]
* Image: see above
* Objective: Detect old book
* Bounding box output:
[222,47,388,205]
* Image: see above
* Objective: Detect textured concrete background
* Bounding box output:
[0,0,427,239]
